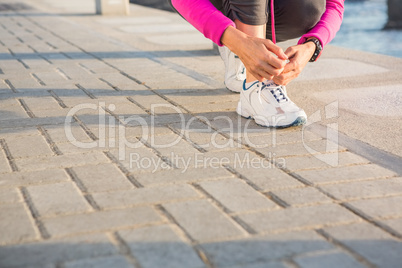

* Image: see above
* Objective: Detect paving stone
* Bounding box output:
[0,103,30,121]
[16,151,110,171]
[120,225,205,268]
[0,233,117,267]
[109,146,169,173]
[34,71,70,85]
[64,255,133,268]
[243,130,323,149]
[324,222,402,268]
[170,117,232,151]
[320,177,402,201]
[232,165,304,191]
[283,152,369,171]
[184,131,235,152]
[381,217,402,236]
[257,139,345,158]
[295,164,397,185]
[230,262,288,268]
[75,60,117,74]
[156,136,201,157]
[272,187,333,207]
[239,204,361,233]
[44,206,162,237]
[6,134,54,159]
[199,179,278,213]
[201,230,334,267]
[347,195,402,219]
[198,149,265,169]
[135,166,234,186]
[0,187,21,204]
[22,96,61,111]
[126,94,176,115]
[164,199,245,242]
[0,169,69,188]
[44,123,92,144]
[0,148,12,174]
[93,184,200,209]
[33,108,71,118]
[315,84,402,117]
[71,163,134,192]
[27,181,91,217]
[0,202,38,244]
[96,72,145,89]
[294,250,365,268]
[185,101,237,113]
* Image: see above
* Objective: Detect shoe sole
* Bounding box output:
[226,86,240,93]
[239,113,306,128]
[237,101,307,128]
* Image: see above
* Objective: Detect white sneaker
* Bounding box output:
[236,80,307,128]
[218,46,246,93]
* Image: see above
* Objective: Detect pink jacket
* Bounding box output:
[171,0,344,47]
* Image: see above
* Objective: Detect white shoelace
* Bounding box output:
[258,81,288,104]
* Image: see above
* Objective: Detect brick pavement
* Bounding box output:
[0,1,401,267]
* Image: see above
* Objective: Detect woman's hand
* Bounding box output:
[221,26,288,82]
[273,42,316,85]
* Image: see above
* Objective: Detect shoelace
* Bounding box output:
[258,81,288,104]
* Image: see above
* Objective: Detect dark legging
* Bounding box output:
[169,0,325,42]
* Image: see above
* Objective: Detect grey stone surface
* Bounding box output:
[16,151,110,172]
[320,177,402,201]
[314,84,402,117]
[0,233,117,267]
[92,184,200,209]
[297,59,388,81]
[295,164,397,185]
[26,181,92,217]
[0,187,21,204]
[231,165,305,191]
[164,200,245,242]
[324,223,402,268]
[272,187,332,207]
[294,250,366,268]
[0,203,38,244]
[381,217,402,236]
[201,230,334,267]
[44,206,162,237]
[0,169,69,188]
[283,151,369,171]
[135,166,234,186]
[239,204,361,233]
[347,195,402,219]
[199,179,278,213]
[120,225,205,268]
[71,164,134,192]
[0,1,401,267]
[64,255,133,268]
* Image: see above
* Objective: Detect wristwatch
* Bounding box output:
[304,38,323,62]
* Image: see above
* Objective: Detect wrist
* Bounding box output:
[303,41,316,57]
[303,38,323,62]
[221,26,248,55]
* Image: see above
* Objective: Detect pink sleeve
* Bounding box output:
[298,0,345,47]
[171,0,235,46]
